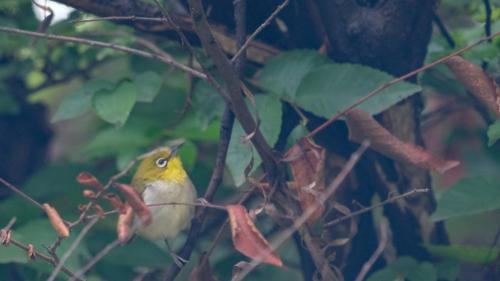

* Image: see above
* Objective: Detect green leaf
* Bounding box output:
[134,71,162,102]
[295,64,421,118]
[431,177,500,221]
[52,79,115,122]
[93,81,137,126]
[425,244,500,264]
[178,140,198,171]
[487,119,500,146]
[100,237,170,268]
[259,50,329,100]
[367,256,420,281]
[226,95,282,186]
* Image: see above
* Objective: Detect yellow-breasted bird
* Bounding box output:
[131,144,197,244]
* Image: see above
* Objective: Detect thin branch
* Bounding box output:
[306,31,500,139]
[354,220,388,281]
[163,107,235,280]
[0,26,207,80]
[188,0,278,178]
[230,0,290,63]
[72,16,165,24]
[47,217,99,281]
[483,0,492,41]
[0,178,44,210]
[433,12,455,48]
[233,140,370,281]
[0,228,82,281]
[70,239,121,281]
[324,188,429,227]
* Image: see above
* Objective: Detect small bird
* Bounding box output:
[131,144,197,260]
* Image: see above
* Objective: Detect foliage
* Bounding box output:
[0,0,499,281]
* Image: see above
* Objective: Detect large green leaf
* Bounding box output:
[82,127,151,159]
[52,79,115,122]
[431,177,500,221]
[226,95,282,186]
[425,244,500,264]
[259,50,329,100]
[134,71,162,102]
[295,64,421,118]
[93,81,137,126]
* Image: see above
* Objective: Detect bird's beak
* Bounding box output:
[170,142,184,157]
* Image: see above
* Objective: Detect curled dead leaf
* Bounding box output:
[117,204,133,245]
[104,193,127,214]
[83,189,96,199]
[43,203,70,238]
[346,109,459,173]
[446,56,500,116]
[76,172,104,191]
[27,244,36,260]
[284,138,326,223]
[116,183,151,226]
[226,204,282,267]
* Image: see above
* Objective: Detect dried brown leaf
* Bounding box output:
[446,56,500,116]
[76,172,104,191]
[346,109,459,173]
[27,244,36,260]
[116,183,151,226]
[226,204,282,267]
[43,203,70,238]
[117,204,133,245]
[104,193,127,214]
[83,189,96,199]
[284,138,326,223]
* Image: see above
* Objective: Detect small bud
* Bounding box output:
[43,203,70,238]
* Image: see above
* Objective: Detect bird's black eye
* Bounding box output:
[155,158,168,168]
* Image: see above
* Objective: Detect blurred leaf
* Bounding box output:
[226,95,282,186]
[134,71,162,102]
[93,80,137,126]
[407,262,437,281]
[99,237,170,268]
[52,79,115,122]
[82,127,151,159]
[425,244,500,264]
[435,260,460,281]
[179,140,198,171]
[431,177,500,221]
[0,90,20,114]
[295,64,421,118]
[487,119,500,146]
[259,50,329,100]
[367,256,419,281]
[191,79,225,129]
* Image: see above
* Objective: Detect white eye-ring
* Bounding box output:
[155,158,168,168]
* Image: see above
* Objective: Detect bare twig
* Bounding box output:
[324,188,429,227]
[70,239,121,281]
[0,225,82,281]
[433,12,455,48]
[483,0,492,41]
[354,220,389,281]
[230,0,290,63]
[72,15,165,24]
[306,31,500,139]
[0,26,206,79]
[47,217,99,281]
[0,178,44,210]
[233,140,370,281]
